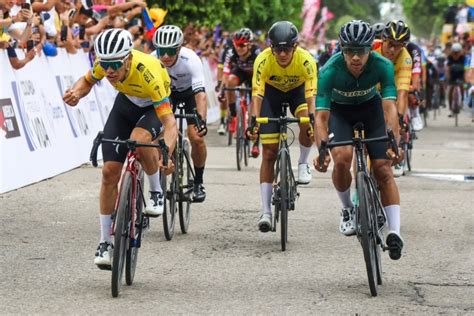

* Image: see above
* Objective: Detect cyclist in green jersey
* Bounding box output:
[313,20,404,260]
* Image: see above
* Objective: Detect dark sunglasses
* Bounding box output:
[99,56,127,71]
[342,46,371,57]
[271,45,295,54]
[156,47,178,56]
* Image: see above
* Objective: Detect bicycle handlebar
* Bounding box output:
[318,129,399,167]
[174,108,206,133]
[89,132,169,168]
[222,87,252,93]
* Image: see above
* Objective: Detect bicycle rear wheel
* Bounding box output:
[125,169,144,286]
[236,109,244,171]
[179,139,193,233]
[279,150,289,251]
[162,152,177,241]
[112,172,132,297]
[356,172,378,296]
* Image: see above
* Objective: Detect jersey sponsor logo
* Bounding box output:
[129,83,142,88]
[136,62,145,72]
[180,55,189,61]
[255,59,266,84]
[177,74,186,78]
[303,60,313,75]
[333,87,374,97]
[404,58,411,65]
[154,85,163,98]
[143,70,155,84]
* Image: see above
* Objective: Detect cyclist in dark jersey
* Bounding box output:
[224,27,261,156]
[314,20,404,260]
[446,42,467,117]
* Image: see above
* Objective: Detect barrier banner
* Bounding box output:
[0,49,219,193]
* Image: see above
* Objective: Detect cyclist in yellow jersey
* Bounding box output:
[62,29,177,269]
[372,20,412,122]
[247,21,317,232]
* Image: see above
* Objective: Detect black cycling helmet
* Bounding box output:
[339,20,375,47]
[383,20,410,44]
[372,22,386,38]
[233,28,253,45]
[268,21,298,47]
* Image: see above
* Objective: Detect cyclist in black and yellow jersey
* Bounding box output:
[63,29,177,269]
[247,21,317,232]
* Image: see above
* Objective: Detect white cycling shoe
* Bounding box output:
[298,163,312,185]
[258,213,272,233]
[339,207,356,236]
[412,116,424,132]
[144,191,164,217]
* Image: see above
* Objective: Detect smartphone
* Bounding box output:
[21,2,31,10]
[60,25,68,42]
[68,8,77,19]
[80,41,90,49]
[79,25,85,40]
[26,40,35,52]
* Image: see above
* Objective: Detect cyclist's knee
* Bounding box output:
[102,163,122,185]
[372,161,393,185]
[228,75,239,87]
[332,148,352,171]
[130,127,152,143]
[262,145,278,162]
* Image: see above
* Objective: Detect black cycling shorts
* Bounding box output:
[170,89,198,125]
[259,84,308,145]
[102,93,163,163]
[328,96,388,160]
[229,68,252,86]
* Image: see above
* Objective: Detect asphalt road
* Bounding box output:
[1,108,473,314]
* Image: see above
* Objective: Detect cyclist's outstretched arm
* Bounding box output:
[63,76,95,107]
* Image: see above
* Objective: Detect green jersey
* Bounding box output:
[316,52,397,110]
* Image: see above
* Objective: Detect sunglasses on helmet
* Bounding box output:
[271,44,295,54]
[341,46,371,57]
[99,55,128,71]
[156,47,179,57]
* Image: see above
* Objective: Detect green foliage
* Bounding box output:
[402,0,465,37]
[148,0,382,34]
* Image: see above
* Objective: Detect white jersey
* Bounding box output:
[151,47,205,94]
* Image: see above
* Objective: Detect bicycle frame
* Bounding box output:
[112,152,145,248]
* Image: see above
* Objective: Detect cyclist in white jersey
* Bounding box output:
[152,25,208,202]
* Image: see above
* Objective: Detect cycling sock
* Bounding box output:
[229,103,237,117]
[260,182,272,215]
[194,166,204,184]
[100,214,113,243]
[220,109,226,121]
[298,144,312,165]
[148,169,162,192]
[336,188,354,209]
[385,204,400,234]
[220,117,225,124]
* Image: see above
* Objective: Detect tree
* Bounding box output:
[402,0,465,37]
[148,0,383,35]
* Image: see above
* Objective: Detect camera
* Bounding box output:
[60,25,68,42]
[21,2,31,10]
[26,40,35,52]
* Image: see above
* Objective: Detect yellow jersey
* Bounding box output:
[85,49,172,117]
[252,47,317,99]
[372,40,412,91]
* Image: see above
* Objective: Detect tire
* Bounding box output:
[236,109,244,171]
[125,169,144,286]
[356,172,378,297]
[162,151,177,241]
[179,139,193,234]
[279,150,289,252]
[452,85,462,127]
[112,172,132,297]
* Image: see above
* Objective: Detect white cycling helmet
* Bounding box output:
[153,25,184,48]
[94,28,133,60]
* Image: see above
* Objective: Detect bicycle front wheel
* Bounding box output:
[236,109,244,171]
[179,138,193,233]
[112,172,132,297]
[279,150,289,251]
[356,171,379,297]
[125,169,144,286]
